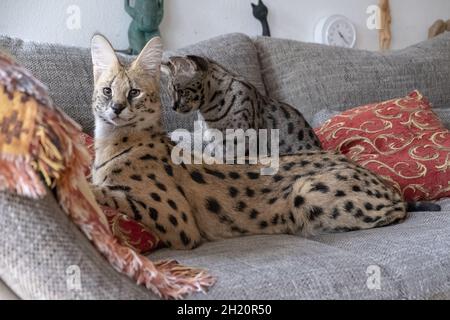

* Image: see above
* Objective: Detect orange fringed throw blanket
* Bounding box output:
[0,53,215,299]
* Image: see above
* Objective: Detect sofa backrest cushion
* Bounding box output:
[255,33,450,128]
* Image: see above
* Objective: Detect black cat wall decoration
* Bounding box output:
[252,0,271,37]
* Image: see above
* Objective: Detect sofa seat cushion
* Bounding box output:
[255,33,450,128]
[150,199,450,299]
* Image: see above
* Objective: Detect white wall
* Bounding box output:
[0,0,449,51]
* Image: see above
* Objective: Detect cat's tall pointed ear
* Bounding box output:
[91,34,120,82]
[251,3,256,8]
[132,37,163,79]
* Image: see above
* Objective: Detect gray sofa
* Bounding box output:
[1,33,449,300]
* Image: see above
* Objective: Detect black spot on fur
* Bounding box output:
[335,190,346,197]
[236,201,247,211]
[250,209,260,219]
[260,221,268,229]
[164,164,174,177]
[261,188,271,194]
[167,199,178,210]
[310,182,329,193]
[247,172,260,180]
[226,187,238,198]
[354,209,364,218]
[108,185,131,192]
[175,185,186,199]
[150,193,161,202]
[180,231,191,246]
[181,212,188,222]
[273,175,284,182]
[332,208,340,219]
[268,197,278,205]
[112,168,122,175]
[149,208,158,221]
[169,215,178,226]
[191,170,207,184]
[288,123,294,134]
[155,223,166,234]
[271,214,280,225]
[298,130,304,140]
[228,172,241,180]
[336,174,348,181]
[294,196,305,207]
[345,201,354,212]
[308,206,324,221]
[140,154,157,161]
[205,197,221,214]
[130,175,142,181]
[156,182,167,192]
[246,188,255,197]
[352,185,362,192]
[204,167,226,179]
[364,203,374,210]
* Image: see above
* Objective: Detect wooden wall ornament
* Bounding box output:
[379,0,392,50]
[428,19,450,38]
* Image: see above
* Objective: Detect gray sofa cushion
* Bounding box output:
[0,191,155,300]
[151,198,450,300]
[255,33,450,128]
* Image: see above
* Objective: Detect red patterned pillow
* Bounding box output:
[315,91,450,201]
[80,133,162,254]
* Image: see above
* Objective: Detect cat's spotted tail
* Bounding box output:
[407,202,441,212]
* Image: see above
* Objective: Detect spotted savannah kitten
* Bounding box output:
[90,35,408,250]
[162,55,322,155]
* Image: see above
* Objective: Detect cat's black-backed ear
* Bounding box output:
[91,34,120,82]
[187,55,209,72]
[251,3,256,8]
[132,37,163,78]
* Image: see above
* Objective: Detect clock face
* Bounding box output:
[315,15,357,48]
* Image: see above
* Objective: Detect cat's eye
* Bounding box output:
[103,87,112,97]
[129,89,141,99]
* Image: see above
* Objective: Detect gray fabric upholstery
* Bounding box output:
[0,33,449,300]
[255,33,450,128]
[0,191,155,300]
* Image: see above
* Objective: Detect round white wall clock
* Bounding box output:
[314,15,357,48]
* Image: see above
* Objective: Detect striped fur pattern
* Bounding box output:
[90,36,408,250]
[162,55,322,155]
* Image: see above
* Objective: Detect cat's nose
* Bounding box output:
[111,103,126,115]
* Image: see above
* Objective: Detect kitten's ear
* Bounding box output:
[251,3,256,8]
[91,34,119,82]
[186,55,208,72]
[132,37,163,78]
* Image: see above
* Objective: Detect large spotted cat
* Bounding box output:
[90,35,408,250]
[162,55,322,155]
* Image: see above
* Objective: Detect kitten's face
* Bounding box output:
[162,56,208,114]
[91,35,163,128]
